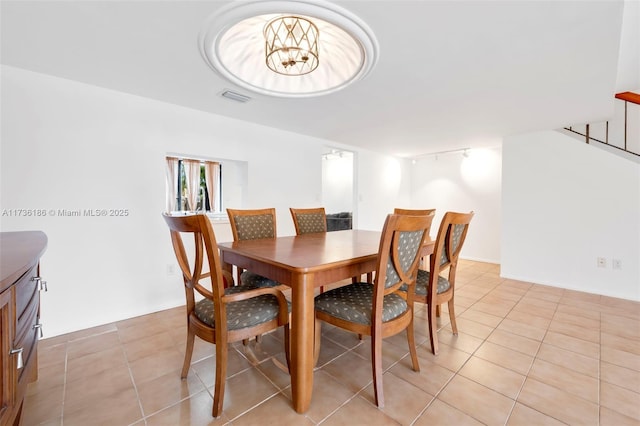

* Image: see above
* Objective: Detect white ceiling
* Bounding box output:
[0,1,628,157]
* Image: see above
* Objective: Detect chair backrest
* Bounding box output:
[393,208,436,217]
[163,213,225,319]
[431,211,474,274]
[226,208,277,241]
[373,213,435,309]
[290,207,327,235]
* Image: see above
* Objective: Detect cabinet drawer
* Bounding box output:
[14,265,39,318]
[12,328,38,415]
[14,296,38,383]
[16,294,38,345]
[13,304,39,381]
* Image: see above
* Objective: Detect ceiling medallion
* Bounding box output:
[199,1,379,98]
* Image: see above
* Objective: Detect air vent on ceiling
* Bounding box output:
[220,90,251,103]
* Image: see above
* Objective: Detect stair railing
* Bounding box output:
[564,91,639,158]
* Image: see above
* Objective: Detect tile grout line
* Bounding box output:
[60,341,69,425]
[503,286,565,425]
[410,271,516,426]
[118,325,148,426]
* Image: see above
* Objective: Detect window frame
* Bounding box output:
[167,156,223,214]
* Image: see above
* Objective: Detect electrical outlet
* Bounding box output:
[597,257,607,268]
[612,259,622,270]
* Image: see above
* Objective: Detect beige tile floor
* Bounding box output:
[23,261,640,425]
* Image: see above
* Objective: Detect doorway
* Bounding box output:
[321,148,356,229]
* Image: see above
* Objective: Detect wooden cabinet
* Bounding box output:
[0,231,47,426]
[0,289,13,423]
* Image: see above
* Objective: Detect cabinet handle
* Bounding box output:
[31,276,48,291]
[10,348,24,369]
[34,323,44,338]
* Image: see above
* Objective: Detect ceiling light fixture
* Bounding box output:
[412,148,472,162]
[199,1,378,98]
[264,15,319,76]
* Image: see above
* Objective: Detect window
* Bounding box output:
[166,157,221,213]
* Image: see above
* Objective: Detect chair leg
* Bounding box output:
[181,329,195,379]
[236,268,243,288]
[406,319,420,372]
[283,324,291,374]
[313,318,322,367]
[371,332,384,407]
[435,304,441,317]
[242,335,262,345]
[428,302,439,355]
[212,339,228,418]
[349,279,368,344]
[448,299,458,335]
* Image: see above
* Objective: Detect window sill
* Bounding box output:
[207,213,229,223]
[166,211,229,224]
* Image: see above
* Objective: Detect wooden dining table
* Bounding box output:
[218,229,433,414]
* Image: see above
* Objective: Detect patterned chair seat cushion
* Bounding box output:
[399,269,450,296]
[314,282,408,325]
[241,270,280,288]
[194,285,290,331]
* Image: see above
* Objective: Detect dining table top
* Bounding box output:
[217,229,384,273]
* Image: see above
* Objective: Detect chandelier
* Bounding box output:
[199,1,379,97]
[264,16,319,76]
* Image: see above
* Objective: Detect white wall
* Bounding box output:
[0,66,421,337]
[616,1,639,92]
[410,147,502,263]
[502,130,640,300]
[357,152,412,230]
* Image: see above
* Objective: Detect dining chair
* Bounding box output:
[289,207,327,234]
[290,207,330,293]
[394,208,436,217]
[394,208,435,270]
[290,206,369,290]
[162,213,290,418]
[226,208,281,288]
[313,212,435,407]
[398,210,474,355]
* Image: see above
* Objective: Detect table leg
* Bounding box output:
[290,273,314,413]
[221,258,232,275]
[220,258,233,288]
